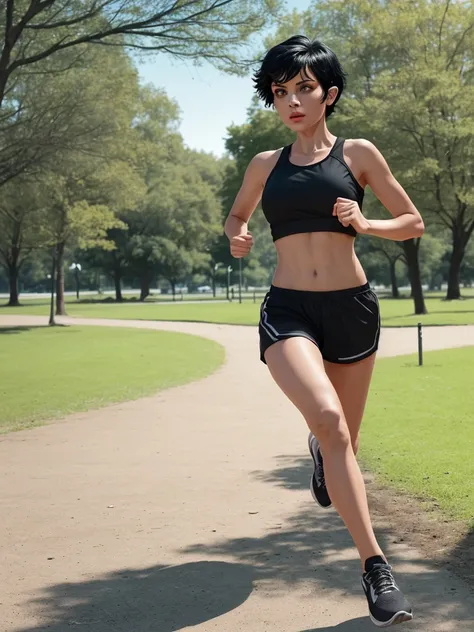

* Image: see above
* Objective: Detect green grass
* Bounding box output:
[0,326,224,434]
[361,346,474,525]
[2,293,474,327]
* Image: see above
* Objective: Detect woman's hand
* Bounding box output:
[230,233,254,258]
[333,197,370,234]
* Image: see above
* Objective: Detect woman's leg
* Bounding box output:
[264,336,384,569]
[324,354,376,456]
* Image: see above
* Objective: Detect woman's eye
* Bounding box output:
[274,89,286,97]
[301,85,312,92]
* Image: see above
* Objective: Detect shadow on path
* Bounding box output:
[14,454,473,631]
[16,561,254,632]
[299,620,376,631]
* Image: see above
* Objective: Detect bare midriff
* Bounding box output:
[272,231,367,291]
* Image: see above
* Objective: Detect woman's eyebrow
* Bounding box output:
[272,78,315,87]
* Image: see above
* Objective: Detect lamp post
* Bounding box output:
[212,262,221,298]
[48,246,56,326]
[238,257,242,304]
[69,263,82,300]
[227,265,232,301]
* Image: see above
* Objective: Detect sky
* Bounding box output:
[135,0,312,157]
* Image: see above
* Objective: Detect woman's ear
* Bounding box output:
[328,86,339,104]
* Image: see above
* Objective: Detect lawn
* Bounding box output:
[0,326,224,434]
[2,292,474,327]
[361,346,474,525]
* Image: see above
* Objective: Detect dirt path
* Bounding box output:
[1,315,474,631]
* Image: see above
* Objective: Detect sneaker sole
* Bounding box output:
[369,611,413,627]
[308,433,332,509]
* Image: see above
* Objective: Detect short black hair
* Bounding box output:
[253,35,347,118]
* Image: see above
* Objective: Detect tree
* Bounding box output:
[125,153,223,300]
[266,0,474,311]
[1,44,145,312]
[461,237,474,287]
[0,0,283,110]
[81,84,183,301]
[419,234,449,291]
[310,0,473,303]
[357,236,403,298]
[0,176,47,305]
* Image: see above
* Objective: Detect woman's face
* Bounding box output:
[271,68,338,130]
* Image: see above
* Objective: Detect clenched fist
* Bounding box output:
[230,233,254,258]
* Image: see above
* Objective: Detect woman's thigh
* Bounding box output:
[323,354,376,452]
[263,337,348,441]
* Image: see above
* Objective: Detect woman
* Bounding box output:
[224,35,424,628]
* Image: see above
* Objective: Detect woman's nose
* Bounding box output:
[288,93,301,107]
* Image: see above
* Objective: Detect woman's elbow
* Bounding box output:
[413,216,425,238]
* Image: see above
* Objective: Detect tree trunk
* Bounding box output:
[171,280,176,302]
[113,266,123,302]
[446,237,465,300]
[389,260,399,299]
[139,274,150,302]
[55,241,67,315]
[7,262,20,306]
[5,219,22,306]
[403,239,426,314]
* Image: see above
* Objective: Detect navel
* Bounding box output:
[313,269,318,278]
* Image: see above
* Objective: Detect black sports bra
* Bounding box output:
[261,137,364,242]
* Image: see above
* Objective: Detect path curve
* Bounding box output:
[1,314,474,631]
[3,313,474,357]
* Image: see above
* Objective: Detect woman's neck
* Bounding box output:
[292,126,336,156]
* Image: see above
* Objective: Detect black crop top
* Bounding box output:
[261,137,364,242]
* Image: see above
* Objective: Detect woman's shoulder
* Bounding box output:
[247,147,287,180]
[343,138,386,174]
[252,147,287,165]
[344,138,381,158]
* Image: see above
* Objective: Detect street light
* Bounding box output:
[238,258,242,304]
[212,262,221,298]
[69,262,82,300]
[227,265,232,301]
[49,247,56,326]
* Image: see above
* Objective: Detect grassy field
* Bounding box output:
[0,326,224,434]
[2,292,474,327]
[361,346,474,526]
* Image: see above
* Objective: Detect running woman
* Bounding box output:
[224,35,424,628]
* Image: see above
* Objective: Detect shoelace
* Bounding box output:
[316,449,326,488]
[366,565,397,596]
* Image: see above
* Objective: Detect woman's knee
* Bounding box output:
[307,406,351,447]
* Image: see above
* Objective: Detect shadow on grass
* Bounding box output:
[0,326,47,335]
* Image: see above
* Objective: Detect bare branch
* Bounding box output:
[438,0,451,55]
[446,22,474,70]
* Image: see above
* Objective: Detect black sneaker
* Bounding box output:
[308,432,332,508]
[362,562,413,627]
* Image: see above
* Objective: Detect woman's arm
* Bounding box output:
[224,150,278,239]
[224,150,279,257]
[357,140,425,241]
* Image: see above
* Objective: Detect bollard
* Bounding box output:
[418,322,423,366]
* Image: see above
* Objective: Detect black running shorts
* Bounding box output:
[259,283,380,365]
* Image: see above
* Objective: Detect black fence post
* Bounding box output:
[418,323,423,366]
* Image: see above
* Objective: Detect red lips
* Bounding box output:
[289,113,305,120]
